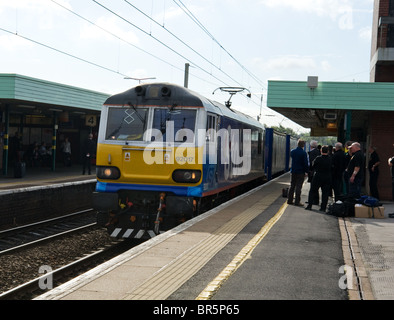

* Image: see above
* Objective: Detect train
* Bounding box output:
[93,83,297,239]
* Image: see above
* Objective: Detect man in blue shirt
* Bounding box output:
[288,139,309,206]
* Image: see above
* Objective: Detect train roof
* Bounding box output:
[104,82,264,129]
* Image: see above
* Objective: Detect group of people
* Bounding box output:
[287,139,382,212]
[61,133,96,175]
[6,132,96,174]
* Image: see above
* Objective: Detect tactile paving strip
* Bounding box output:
[351,218,394,299]
[123,193,280,300]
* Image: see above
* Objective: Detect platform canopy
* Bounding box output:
[267,80,394,135]
[0,74,109,114]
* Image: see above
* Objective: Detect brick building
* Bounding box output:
[266,0,394,201]
[370,0,394,81]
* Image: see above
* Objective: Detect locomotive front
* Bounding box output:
[94,83,205,239]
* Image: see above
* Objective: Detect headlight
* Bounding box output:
[172,169,201,183]
[96,166,121,179]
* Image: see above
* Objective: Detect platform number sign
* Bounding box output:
[85,115,97,127]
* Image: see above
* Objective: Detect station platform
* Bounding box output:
[0,164,96,229]
[34,173,394,301]
[0,164,96,192]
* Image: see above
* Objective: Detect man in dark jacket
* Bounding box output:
[388,144,394,201]
[347,142,364,199]
[305,145,332,212]
[287,139,309,206]
[368,146,380,200]
[331,142,346,201]
[307,140,321,205]
[82,133,96,175]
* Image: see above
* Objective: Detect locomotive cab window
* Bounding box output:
[152,108,196,142]
[105,107,148,141]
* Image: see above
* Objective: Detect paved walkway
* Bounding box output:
[1,168,390,300]
[350,203,394,299]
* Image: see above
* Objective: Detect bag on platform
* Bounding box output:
[327,201,346,217]
[359,196,380,207]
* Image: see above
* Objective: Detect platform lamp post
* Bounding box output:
[52,113,58,172]
[49,109,62,172]
[2,104,10,176]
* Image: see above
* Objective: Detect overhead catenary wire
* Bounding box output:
[91,0,265,110]
[0,26,128,78]
[49,0,219,88]
[121,0,245,89]
[2,1,269,117]
[173,0,266,90]
[91,0,233,88]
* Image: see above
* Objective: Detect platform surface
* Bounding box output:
[0,164,95,192]
[33,173,394,300]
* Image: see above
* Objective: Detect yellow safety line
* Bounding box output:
[123,193,281,300]
[196,202,288,300]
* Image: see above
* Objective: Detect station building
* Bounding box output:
[0,74,109,175]
[267,0,394,201]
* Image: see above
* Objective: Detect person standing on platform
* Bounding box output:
[307,140,320,183]
[307,140,321,205]
[368,146,380,200]
[343,141,353,195]
[331,142,346,201]
[82,133,96,175]
[287,139,309,206]
[62,137,72,167]
[347,142,364,199]
[388,144,394,201]
[305,145,332,212]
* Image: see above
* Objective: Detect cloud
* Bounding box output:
[260,55,317,70]
[321,60,331,71]
[261,0,354,29]
[156,6,184,21]
[359,26,372,41]
[80,16,139,45]
[0,34,32,51]
[0,0,72,30]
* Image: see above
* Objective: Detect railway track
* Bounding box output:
[0,209,96,255]
[0,208,140,299]
[0,180,267,300]
[0,239,132,300]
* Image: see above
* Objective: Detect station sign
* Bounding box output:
[85,115,97,127]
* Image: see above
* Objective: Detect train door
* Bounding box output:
[205,113,218,189]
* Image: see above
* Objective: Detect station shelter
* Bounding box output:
[0,74,110,175]
[267,78,394,201]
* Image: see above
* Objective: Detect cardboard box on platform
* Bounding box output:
[354,204,385,218]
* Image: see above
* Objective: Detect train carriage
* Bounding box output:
[93,83,289,239]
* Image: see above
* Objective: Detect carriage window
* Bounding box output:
[152,108,196,142]
[206,115,217,142]
[105,107,148,141]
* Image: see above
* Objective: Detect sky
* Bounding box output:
[0,0,375,133]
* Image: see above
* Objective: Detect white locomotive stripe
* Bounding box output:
[123,229,134,238]
[135,230,145,239]
[110,228,122,238]
[147,230,156,238]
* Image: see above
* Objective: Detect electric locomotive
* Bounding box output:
[93,83,266,239]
